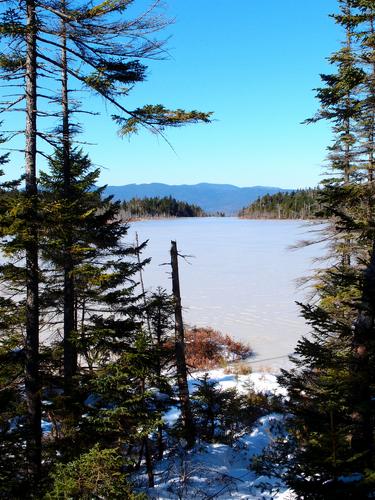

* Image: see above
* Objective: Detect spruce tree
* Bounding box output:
[0,0,211,492]
[255,2,375,497]
[0,144,32,497]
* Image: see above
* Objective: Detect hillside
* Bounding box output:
[105,183,290,215]
[239,188,320,219]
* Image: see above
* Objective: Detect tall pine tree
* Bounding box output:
[257,2,375,497]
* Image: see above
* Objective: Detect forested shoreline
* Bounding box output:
[120,196,206,218]
[239,188,320,219]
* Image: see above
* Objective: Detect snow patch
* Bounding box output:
[139,369,293,499]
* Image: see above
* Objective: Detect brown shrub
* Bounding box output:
[185,327,252,371]
[223,334,253,360]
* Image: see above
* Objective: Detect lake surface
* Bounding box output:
[128,218,325,371]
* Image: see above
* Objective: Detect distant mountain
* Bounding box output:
[105,183,291,215]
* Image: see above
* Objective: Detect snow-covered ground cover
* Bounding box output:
[138,368,295,499]
[192,369,288,398]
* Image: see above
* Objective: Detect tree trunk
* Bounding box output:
[61,8,77,390]
[343,3,352,268]
[170,240,195,448]
[156,309,164,460]
[144,437,154,488]
[155,310,164,459]
[25,0,41,482]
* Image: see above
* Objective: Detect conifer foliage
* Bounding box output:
[0,0,210,496]
[257,1,375,497]
[239,189,320,219]
[121,196,205,218]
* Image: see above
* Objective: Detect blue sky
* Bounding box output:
[9,0,341,188]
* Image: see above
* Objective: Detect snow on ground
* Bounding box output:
[147,414,292,499]
[140,368,294,499]
[189,368,288,398]
[164,369,287,428]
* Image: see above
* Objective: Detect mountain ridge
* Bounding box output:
[104,182,291,215]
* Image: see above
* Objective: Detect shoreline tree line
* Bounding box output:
[239,188,320,219]
[120,195,205,218]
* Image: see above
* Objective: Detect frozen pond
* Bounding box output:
[128,218,325,371]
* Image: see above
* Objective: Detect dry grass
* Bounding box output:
[252,364,274,373]
[224,361,252,376]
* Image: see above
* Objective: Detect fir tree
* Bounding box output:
[39,147,147,450]
[255,2,375,497]
[0,0,211,489]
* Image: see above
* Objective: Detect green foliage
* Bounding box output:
[239,188,320,219]
[191,374,265,444]
[0,141,32,497]
[40,148,146,364]
[0,0,212,494]
[87,332,171,443]
[46,444,144,499]
[0,335,28,498]
[121,195,205,218]
[255,2,375,497]
[0,8,26,39]
[84,60,146,95]
[114,105,212,135]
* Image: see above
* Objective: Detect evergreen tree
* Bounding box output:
[46,444,144,499]
[0,145,148,496]
[39,147,147,447]
[145,287,175,459]
[239,189,320,219]
[0,0,211,490]
[121,196,206,218]
[35,0,210,401]
[0,150,32,497]
[255,2,375,497]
